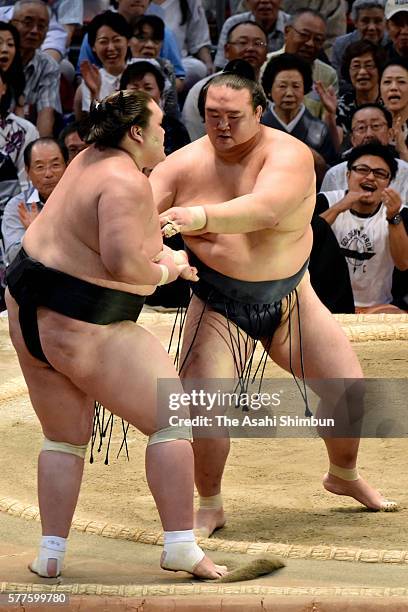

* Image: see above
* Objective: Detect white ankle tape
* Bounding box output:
[329,463,359,481]
[31,536,66,578]
[162,531,205,572]
[42,438,88,459]
[199,493,223,509]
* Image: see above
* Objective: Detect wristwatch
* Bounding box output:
[387,213,402,225]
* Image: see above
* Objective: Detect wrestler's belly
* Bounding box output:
[184,228,313,282]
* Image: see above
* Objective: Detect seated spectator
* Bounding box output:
[322,103,408,203]
[264,9,341,152]
[130,15,179,117]
[380,58,408,156]
[317,142,408,313]
[261,53,337,165]
[214,0,289,69]
[0,21,25,115]
[332,0,388,79]
[0,67,38,208]
[337,40,384,138]
[384,0,408,61]
[120,61,190,154]
[151,0,213,92]
[10,0,62,136]
[182,21,268,140]
[2,137,67,264]
[79,11,131,114]
[77,0,186,84]
[281,0,347,60]
[58,121,87,163]
[42,0,83,62]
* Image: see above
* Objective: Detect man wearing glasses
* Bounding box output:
[10,0,61,136]
[263,8,338,123]
[214,0,289,70]
[317,141,408,313]
[321,103,408,205]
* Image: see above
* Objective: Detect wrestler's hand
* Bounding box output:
[153,248,199,282]
[160,206,206,237]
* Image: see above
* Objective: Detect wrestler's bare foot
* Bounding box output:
[160,552,227,579]
[323,473,398,511]
[194,507,226,538]
[29,558,59,578]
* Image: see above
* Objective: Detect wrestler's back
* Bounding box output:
[155,127,315,281]
[23,146,161,295]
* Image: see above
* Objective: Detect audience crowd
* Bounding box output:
[0,0,407,313]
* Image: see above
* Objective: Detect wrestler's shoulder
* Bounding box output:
[261,126,313,158]
[164,136,210,164]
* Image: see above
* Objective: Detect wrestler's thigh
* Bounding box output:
[269,276,363,380]
[180,295,253,379]
[5,291,94,444]
[55,320,186,436]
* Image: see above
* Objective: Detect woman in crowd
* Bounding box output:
[337,40,385,138]
[0,22,25,115]
[130,15,179,118]
[380,58,408,162]
[261,53,337,166]
[79,11,131,115]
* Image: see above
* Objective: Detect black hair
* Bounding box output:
[0,22,25,111]
[287,8,327,27]
[380,57,408,79]
[226,19,268,43]
[24,137,68,168]
[200,72,267,120]
[341,39,386,83]
[58,121,83,156]
[87,10,132,48]
[120,61,165,94]
[350,102,393,128]
[262,52,313,96]
[133,14,164,41]
[346,142,398,181]
[79,89,153,148]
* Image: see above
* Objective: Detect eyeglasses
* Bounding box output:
[133,34,162,45]
[351,122,388,134]
[12,17,48,33]
[290,25,325,47]
[349,61,377,73]
[350,164,390,180]
[228,38,267,49]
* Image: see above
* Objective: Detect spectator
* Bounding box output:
[321,103,408,202]
[58,121,87,163]
[130,15,179,117]
[182,21,268,140]
[384,0,408,61]
[120,61,190,154]
[281,0,347,60]
[0,21,25,114]
[332,0,388,78]
[268,9,339,120]
[79,11,131,114]
[2,137,67,264]
[317,142,408,313]
[151,0,213,91]
[261,53,337,164]
[10,0,61,136]
[0,67,38,203]
[337,40,384,137]
[77,0,186,83]
[380,58,408,155]
[214,0,289,69]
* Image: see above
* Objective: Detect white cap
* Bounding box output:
[385,0,408,20]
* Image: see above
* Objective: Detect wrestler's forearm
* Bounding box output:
[104,250,165,286]
[202,195,278,234]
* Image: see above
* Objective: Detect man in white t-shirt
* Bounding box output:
[317,141,408,312]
